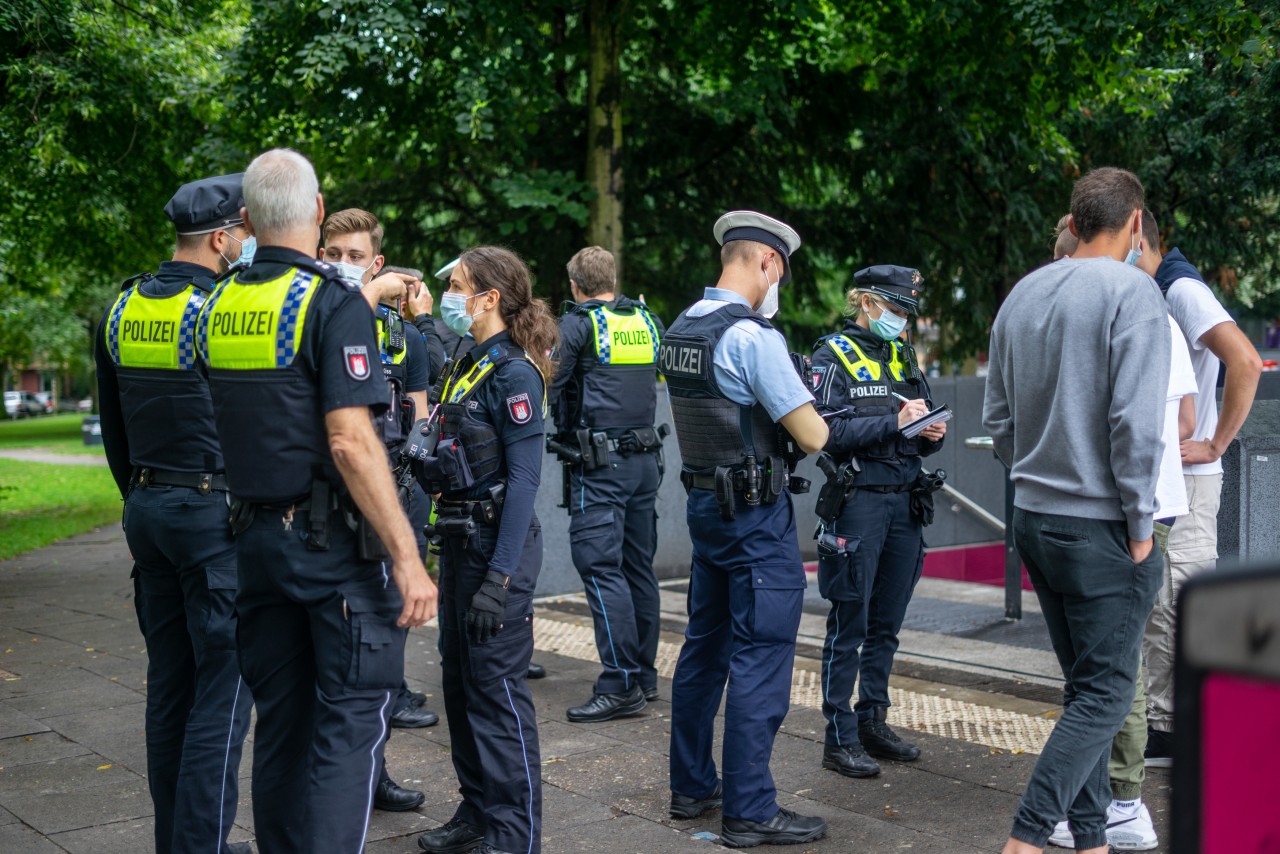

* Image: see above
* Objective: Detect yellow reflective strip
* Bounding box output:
[590,307,657,365]
[115,287,194,370]
[828,335,881,382]
[203,270,306,369]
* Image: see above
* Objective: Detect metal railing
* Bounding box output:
[962,435,1022,620]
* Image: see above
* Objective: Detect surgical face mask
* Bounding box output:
[758,259,781,319]
[333,259,375,288]
[222,232,256,269]
[868,299,908,341]
[1124,224,1143,266]
[440,290,492,336]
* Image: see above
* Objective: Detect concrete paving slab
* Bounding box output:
[0,706,50,740]
[0,731,93,768]
[46,817,158,854]
[0,752,144,798]
[1,680,144,718]
[0,820,66,852]
[4,777,152,835]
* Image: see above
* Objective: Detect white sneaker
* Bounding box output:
[1046,802,1158,851]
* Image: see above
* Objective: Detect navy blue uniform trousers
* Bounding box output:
[125,484,251,854]
[235,505,405,854]
[818,490,924,747]
[669,490,806,824]
[568,449,661,695]
[440,519,543,854]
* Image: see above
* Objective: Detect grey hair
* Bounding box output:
[243,148,319,235]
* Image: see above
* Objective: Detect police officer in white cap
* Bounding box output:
[661,210,830,847]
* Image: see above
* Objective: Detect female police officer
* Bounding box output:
[413,247,558,854]
[811,265,946,780]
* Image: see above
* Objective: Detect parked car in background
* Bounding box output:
[4,391,43,418]
[33,392,55,415]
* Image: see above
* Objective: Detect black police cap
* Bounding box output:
[164,173,246,235]
[854,264,925,315]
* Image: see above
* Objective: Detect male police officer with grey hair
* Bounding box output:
[96,173,254,854]
[662,211,830,848]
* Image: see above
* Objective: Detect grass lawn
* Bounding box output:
[0,457,122,560]
[0,413,108,457]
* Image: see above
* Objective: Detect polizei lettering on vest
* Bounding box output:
[210,310,276,337]
[121,319,176,344]
[851,384,890,399]
[612,329,650,346]
[659,344,704,377]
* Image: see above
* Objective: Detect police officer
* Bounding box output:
[95,174,253,854]
[662,211,830,848]
[197,149,436,853]
[320,211,439,817]
[413,246,557,854]
[550,245,666,722]
[810,266,947,780]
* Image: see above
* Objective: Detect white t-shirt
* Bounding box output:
[1165,276,1234,475]
[1155,316,1197,518]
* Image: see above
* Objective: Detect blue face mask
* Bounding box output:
[441,290,492,336]
[1124,226,1143,266]
[869,300,908,341]
[223,232,256,269]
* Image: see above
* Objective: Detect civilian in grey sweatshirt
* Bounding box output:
[984,167,1168,854]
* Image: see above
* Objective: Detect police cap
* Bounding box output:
[714,210,802,285]
[164,173,245,235]
[854,265,925,316]
[434,257,460,281]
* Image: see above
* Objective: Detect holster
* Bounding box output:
[416,439,475,494]
[762,455,787,504]
[814,453,859,526]
[577,428,610,471]
[306,479,331,552]
[909,468,947,527]
[742,455,761,506]
[713,466,736,521]
[227,497,256,536]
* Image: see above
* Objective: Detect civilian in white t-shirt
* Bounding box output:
[1135,211,1262,768]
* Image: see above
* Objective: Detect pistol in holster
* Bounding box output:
[228,497,256,536]
[814,452,860,527]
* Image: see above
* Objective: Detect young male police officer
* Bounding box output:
[197,148,436,853]
[662,211,830,848]
[550,246,667,722]
[321,210,439,814]
[96,173,254,854]
[811,266,946,780]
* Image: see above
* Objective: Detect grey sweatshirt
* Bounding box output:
[983,257,1170,541]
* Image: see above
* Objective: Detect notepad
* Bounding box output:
[901,404,953,439]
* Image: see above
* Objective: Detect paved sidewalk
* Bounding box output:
[0,527,1172,852]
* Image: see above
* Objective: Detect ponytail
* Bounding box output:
[459,246,560,383]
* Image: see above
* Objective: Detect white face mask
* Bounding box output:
[333,259,376,288]
[758,259,781,319]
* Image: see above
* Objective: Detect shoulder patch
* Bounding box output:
[506,392,533,425]
[811,364,828,391]
[344,345,371,381]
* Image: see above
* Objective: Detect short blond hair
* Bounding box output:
[324,208,384,255]
[566,246,615,297]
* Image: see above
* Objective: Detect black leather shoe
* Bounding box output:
[407,689,428,708]
[669,781,722,819]
[227,844,253,854]
[527,663,546,679]
[375,778,425,812]
[643,686,659,701]
[418,818,484,853]
[859,710,921,762]
[566,685,646,723]
[391,706,440,728]
[721,808,828,848]
[822,743,881,778]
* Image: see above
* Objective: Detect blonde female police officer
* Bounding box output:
[661,211,830,848]
[411,247,558,854]
[811,266,946,780]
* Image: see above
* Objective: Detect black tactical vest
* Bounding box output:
[375,304,412,449]
[565,298,660,433]
[659,303,780,473]
[819,327,925,461]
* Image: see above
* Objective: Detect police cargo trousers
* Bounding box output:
[234,507,406,854]
[439,519,543,854]
[568,450,661,696]
[818,489,925,748]
[669,491,806,824]
[125,485,251,854]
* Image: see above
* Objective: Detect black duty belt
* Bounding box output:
[436,485,506,528]
[679,467,805,493]
[859,483,912,494]
[134,467,228,494]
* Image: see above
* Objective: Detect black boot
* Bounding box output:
[418,817,484,853]
[821,742,881,778]
[858,707,921,762]
[721,808,828,848]
[669,781,722,819]
[566,684,646,723]
[375,777,425,811]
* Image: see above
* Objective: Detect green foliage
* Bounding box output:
[0,413,106,456]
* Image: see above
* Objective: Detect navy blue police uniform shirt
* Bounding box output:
[239,246,388,417]
[811,321,942,486]
[403,323,431,394]
[549,295,665,433]
[450,330,546,578]
[95,260,221,496]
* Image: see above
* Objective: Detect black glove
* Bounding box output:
[466,570,510,644]
[910,489,936,527]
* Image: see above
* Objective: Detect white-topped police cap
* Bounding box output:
[164,173,245,235]
[714,210,802,285]
[854,264,925,315]
[434,257,460,281]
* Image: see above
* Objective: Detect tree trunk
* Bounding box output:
[585,0,624,287]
